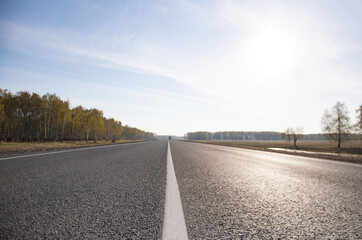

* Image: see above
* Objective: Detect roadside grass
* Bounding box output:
[189,140,362,155]
[0,140,144,153]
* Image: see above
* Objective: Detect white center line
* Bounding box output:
[162,141,188,240]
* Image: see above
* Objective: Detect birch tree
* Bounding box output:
[321,102,352,148]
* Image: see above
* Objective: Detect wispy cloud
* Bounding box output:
[1,0,361,133]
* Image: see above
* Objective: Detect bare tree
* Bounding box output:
[356,105,362,133]
[321,102,351,148]
[283,127,304,147]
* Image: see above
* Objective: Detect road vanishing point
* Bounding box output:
[1,141,361,239]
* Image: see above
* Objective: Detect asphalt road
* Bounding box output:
[1,140,361,239]
[0,141,167,239]
[170,141,362,239]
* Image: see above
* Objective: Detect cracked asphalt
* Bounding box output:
[1,140,361,239]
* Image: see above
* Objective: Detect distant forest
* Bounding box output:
[186,131,361,141]
[0,89,154,142]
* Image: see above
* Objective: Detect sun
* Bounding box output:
[246,26,297,76]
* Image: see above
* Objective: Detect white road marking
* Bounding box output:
[0,142,150,161]
[162,142,188,240]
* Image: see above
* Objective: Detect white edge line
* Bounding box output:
[0,141,152,161]
[162,141,188,240]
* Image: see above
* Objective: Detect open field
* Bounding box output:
[0,140,145,154]
[187,140,362,163]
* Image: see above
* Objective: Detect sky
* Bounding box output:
[0,0,361,136]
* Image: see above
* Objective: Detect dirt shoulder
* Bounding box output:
[184,140,362,164]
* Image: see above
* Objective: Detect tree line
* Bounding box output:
[187,131,286,141]
[0,89,154,142]
[186,131,362,142]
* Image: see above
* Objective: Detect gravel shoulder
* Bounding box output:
[267,147,362,164]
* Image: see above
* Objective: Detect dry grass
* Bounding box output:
[0,140,142,153]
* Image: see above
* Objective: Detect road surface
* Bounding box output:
[1,140,361,239]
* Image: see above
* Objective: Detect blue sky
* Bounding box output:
[0,0,361,136]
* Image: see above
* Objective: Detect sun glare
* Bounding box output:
[246,26,297,76]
